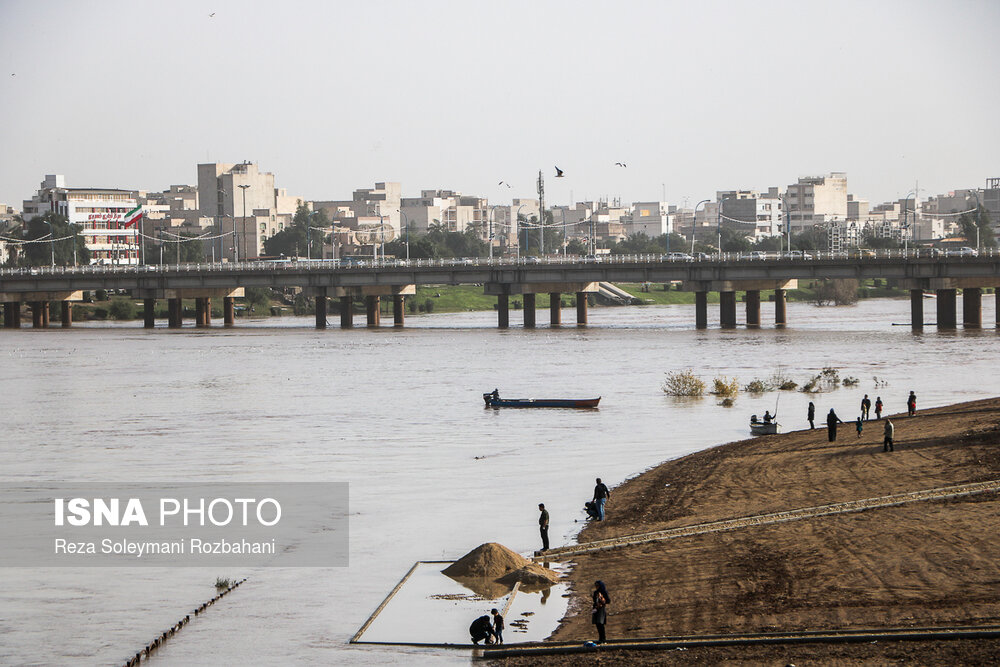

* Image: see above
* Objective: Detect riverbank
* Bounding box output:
[497,397,1000,665]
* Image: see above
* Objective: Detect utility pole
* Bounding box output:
[237,184,250,262]
[537,170,545,256]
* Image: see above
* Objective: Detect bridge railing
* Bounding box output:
[1,247,995,277]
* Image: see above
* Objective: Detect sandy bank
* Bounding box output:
[500,397,1000,664]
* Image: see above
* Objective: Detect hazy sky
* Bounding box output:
[1,0,998,209]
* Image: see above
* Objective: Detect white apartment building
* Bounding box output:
[717,188,783,240]
[625,202,673,238]
[399,190,488,235]
[21,175,141,264]
[313,182,402,235]
[785,173,848,235]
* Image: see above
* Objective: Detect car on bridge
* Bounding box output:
[782,250,813,260]
[917,247,944,258]
[945,247,978,257]
[660,252,693,262]
[738,251,769,261]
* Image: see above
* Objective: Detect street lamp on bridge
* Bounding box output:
[690,199,710,255]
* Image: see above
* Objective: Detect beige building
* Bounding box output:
[197,162,302,260]
[717,188,783,240]
[785,172,848,234]
[313,182,402,235]
[625,201,674,238]
[399,190,488,235]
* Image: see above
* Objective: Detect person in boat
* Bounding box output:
[490,388,500,402]
[762,411,774,424]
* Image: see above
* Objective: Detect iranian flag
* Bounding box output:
[123,205,143,227]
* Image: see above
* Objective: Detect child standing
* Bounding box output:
[491,608,504,645]
[856,416,863,438]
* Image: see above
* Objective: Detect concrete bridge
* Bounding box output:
[2,251,999,330]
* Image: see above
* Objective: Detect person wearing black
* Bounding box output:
[807,401,815,430]
[907,391,917,417]
[538,503,549,552]
[491,608,504,644]
[592,580,610,643]
[593,478,611,521]
[826,408,844,442]
[861,394,871,421]
[469,614,494,645]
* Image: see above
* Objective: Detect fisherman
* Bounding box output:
[469,614,495,645]
[762,410,774,424]
[826,408,844,442]
[538,503,550,552]
[593,478,611,521]
[491,388,500,402]
[883,418,895,452]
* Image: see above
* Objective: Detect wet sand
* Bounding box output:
[498,397,1000,664]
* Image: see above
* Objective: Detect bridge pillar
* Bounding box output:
[936,288,957,329]
[695,291,708,329]
[41,301,50,328]
[315,292,327,329]
[224,297,235,327]
[719,291,737,329]
[497,295,509,328]
[910,289,923,330]
[962,288,982,328]
[195,298,207,328]
[31,302,43,328]
[549,293,561,327]
[143,299,155,328]
[365,295,380,328]
[168,298,182,328]
[60,301,72,328]
[3,302,18,328]
[393,295,405,328]
[576,292,588,325]
[340,297,353,328]
[523,293,536,328]
[745,290,761,328]
[774,289,787,327]
[997,289,1000,328]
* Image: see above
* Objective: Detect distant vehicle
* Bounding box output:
[524,256,541,264]
[917,247,944,258]
[945,246,978,257]
[582,254,602,263]
[660,252,693,262]
[782,250,813,260]
[857,249,876,258]
[691,252,711,261]
[828,251,849,259]
[738,251,768,261]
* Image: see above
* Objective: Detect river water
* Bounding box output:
[2,297,999,666]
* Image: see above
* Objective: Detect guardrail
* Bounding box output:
[1,248,996,277]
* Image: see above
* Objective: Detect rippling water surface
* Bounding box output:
[2,297,999,665]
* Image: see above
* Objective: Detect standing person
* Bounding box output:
[856,416,863,438]
[593,478,611,521]
[592,581,610,644]
[883,418,895,452]
[826,408,844,442]
[538,503,550,552]
[861,395,871,420]
[907,391,917,417]
[491,608,504,645]
[807,401,816,430]
[874,396,883,420]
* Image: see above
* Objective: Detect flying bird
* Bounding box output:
[498,181,511,188]
[615,162,627,168]
[555,166,564,178]
[209,12,216,17]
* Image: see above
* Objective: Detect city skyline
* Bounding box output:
[1,0,997,209]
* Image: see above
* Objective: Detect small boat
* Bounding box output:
[749,418,779,435]
[483,393,600,409]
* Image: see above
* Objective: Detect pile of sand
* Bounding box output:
[496,562,561,589]
[443,543,559,595]
[442,542,530,579]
